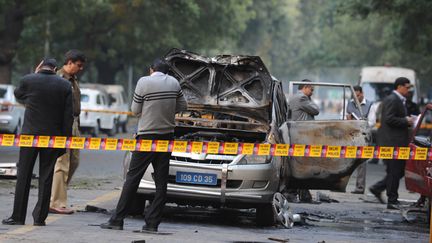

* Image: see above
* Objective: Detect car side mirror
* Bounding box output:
[414,136,431,147]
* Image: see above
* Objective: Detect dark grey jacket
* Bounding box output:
[288,92,319,121]
[14,70,73,137]
[131,72,188,135]
[377,92,409,147]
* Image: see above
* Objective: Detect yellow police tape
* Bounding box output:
[81,109,134,115]
[1,134,431,160]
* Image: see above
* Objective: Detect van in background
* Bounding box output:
[105,85,129,133]
[359,66,419,103]
[80,85,117,136]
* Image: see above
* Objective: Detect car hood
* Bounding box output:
[164,48,273,124]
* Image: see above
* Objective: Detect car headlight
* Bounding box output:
[237,155,271,165]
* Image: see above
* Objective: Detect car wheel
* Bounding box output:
[256,203,275,227]
[121,122,128,133]
[92,122,100,137]
[272,192,294,228]
[106,120,117,137]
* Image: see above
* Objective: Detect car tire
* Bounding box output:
[256,203,275,227]
[92,122,100,137]
[106,119,117,137]
[121,122,128,133]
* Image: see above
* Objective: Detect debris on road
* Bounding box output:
[316,192,339,203]
[79,205,109,214]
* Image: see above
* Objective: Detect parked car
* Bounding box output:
[0,84,24,134]
[79,86,117,136]
[125,49,371,226]
[405,104,432,216]
[105,85,129,133]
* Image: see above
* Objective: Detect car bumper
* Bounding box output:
[137,159,280,206]
[0,114,16,133]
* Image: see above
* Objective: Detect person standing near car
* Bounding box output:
[346,86,376,194]
[101,58,187,232]
[369,77,414,209]
[2,58,73,226]
[50,49,86,215]
[289,79,320,121]
[287,79,319,203]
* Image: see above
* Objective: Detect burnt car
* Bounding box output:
[126,49,371,226]
[405,104,432,211]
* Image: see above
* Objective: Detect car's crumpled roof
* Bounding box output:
[164,48,274,124]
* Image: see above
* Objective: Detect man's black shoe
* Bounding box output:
[100,221,123,230]
[369,187,384,204]
[387,200,401,210]
[34,221,46,226]
[2,217,24,225]
[142,224,158,232]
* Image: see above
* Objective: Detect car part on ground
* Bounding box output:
[0,163,17,178]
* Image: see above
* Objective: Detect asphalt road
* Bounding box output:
[0,125,430,242]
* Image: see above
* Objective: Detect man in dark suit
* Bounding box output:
[2,58,73,226]
[369,77,414,210]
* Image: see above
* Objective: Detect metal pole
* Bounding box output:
[44,19,51,58]
[127,64,133,104]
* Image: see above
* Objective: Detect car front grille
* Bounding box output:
[171,156,231,165]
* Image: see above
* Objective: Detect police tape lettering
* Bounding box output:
[1,134,431,160]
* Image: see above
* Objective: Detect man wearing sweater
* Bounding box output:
[101,58,187,232]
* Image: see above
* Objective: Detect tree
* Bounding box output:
[12,0,253,85]
[0,0,32,84]
[338,0,432,86]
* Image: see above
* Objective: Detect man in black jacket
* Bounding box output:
[2,58,73,226]
[369,77,414,210]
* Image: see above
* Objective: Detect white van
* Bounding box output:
[359,66,419,103]
[105,85,129,133]
[80,87,117,136]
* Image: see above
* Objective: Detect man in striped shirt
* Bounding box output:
[101,58,187,232]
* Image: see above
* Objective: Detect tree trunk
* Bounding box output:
[0,64,12,84]
[94,60,122,84]
[0,1,27,84]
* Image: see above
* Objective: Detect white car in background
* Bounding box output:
[105,85,129,133]
[79,87,117,136]
[0,84,24,134]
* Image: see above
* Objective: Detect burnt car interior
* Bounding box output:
[167,48,274,144]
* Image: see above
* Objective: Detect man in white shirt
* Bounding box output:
[346,86,376,194]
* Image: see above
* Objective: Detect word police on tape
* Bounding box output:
[1,134,431,160]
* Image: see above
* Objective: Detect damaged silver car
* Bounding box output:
[126,49,371,226]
